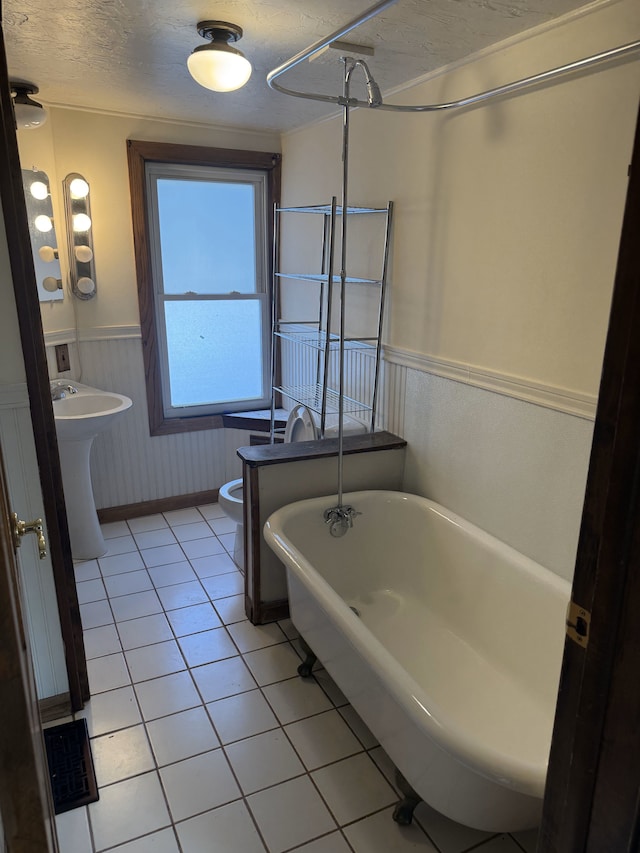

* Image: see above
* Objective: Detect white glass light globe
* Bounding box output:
[29,181,48,200]
[38,245,57,262]
[69,177,89,199]
[187,48,252,92]
[42,276,60,292]
[74,245,94,263]
[73,212,92,232]
[77,276,95,295]
[35,214,53,232]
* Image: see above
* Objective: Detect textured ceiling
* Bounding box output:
[4,0,594,133]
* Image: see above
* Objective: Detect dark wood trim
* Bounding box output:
[0,41,87,710]
[246,463,262,622]
[126,139,282,438]
[255,599,290,624]
[237,430,407,467]
[39,692,72,724]
[540,101,640,851]
[97,488,219,524]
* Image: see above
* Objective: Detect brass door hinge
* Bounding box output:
[566,600,590,648]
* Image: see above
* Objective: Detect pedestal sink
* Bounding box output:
[53,383,132,560]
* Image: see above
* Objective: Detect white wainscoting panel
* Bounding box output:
[0,384,68,700]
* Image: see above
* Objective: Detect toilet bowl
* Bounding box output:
[218,406,365,571]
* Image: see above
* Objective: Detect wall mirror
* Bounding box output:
[21,168,64,302]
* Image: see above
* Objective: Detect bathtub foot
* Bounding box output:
[392,769,422,826]
[297,636,317,678]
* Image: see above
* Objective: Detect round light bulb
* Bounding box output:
[69,177,89,199]
[38,245,57,262]
[73,212,92,232]
[77,276,95,295]
[34,214,53,232]
[42,276,61,292]
[29,181,48,200]
[74,245,94,263]
[187,48,252,92]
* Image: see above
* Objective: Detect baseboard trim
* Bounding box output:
[252,598,290,625]
[39,692,72,723]
[97,489,220,523]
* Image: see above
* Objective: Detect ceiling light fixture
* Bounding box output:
[10,81,48,130]
[187,21,252,92]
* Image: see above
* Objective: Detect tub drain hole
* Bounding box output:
[349,606,361,618]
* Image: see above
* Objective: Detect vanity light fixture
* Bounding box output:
[10,81,48,130]
[63,172,97,300]
[187,21,252,92]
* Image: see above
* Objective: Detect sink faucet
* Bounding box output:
[51,381,78,401]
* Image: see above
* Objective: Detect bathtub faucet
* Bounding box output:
[324,504,361,538]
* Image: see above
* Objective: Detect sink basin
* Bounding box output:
[52,383,133,559]
[53,389,132,441]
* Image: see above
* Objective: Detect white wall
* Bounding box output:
[19,111,281,507]
[279,0,640,580]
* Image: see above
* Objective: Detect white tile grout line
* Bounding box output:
[67,503,533,853]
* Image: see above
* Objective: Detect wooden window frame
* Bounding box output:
[127,139,281,436]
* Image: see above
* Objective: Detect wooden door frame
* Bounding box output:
[0,15,87,710]
[540,100,640,850]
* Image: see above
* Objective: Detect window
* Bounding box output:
[127,141,281,435]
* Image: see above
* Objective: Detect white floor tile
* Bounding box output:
[125,639,186,682]
[207,516,237,535]
[87,651,131,693]
[99,551,146,577]
[339,705,378,748]
[117,613,173,650]
[262,676,334,725]
[55,806,93,853]
[343,807,438,852]
[216,532,237,554]
[311,753,397,825]
[84,624,122,660]
[127,514,169,534]
[243,643,301,686]
[197,502,226,520]
[226,729,305,794]
[146,706,220,766]
[191,656,256,703]
[227,620,286,654]
[133,527,177,551]
[178,627,237,667]
[511,828,539,852]
[180,537,226,562]
[201,571,244,601]
[172,521,214,542]
[206,689,279,744]
[88,771,170,850]
[277,618,299,641]
[104,570,153,598]
[291,833,353,853]
[247,776,336,853]
[111,590,163,623]
[160,749,241,822]
[164,507,204,526]
[147,561,198,588]
[103,535,138,556]
[156,581,209,610]
[134,670,202,721]
[101,520,130,539]
[79,685,142,737]
[75,559,101,582]
[166,602,222,636]
[140,543,186,569]
[190,551,237,579]
[109,828,180,852]
[467,836,525,853]
[413,800,495,853]
[285,709,364,770]
[80,599,114,630]
[212,594,247,624]
[91,724,155,786]
[176,800,266,853]
[313,670,349,708]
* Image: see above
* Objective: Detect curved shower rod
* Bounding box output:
[266,0,640,112]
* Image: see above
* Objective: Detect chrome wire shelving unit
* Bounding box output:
[270,197,393,440]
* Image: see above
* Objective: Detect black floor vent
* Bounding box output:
[43,719,99,814]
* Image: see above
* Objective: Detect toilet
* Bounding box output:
[218,405,365,571]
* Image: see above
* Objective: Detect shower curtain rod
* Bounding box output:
[266,0,640,112]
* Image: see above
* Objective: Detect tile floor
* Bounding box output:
[51,502,541,853]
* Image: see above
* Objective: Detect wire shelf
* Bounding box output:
[276,203,387,215]
[273,383,373,416]
[275,272,382,286]
[275,324,377,352]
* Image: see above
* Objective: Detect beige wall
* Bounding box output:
[280,0,640,400]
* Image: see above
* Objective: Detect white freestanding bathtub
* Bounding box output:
[264,490,570,832]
